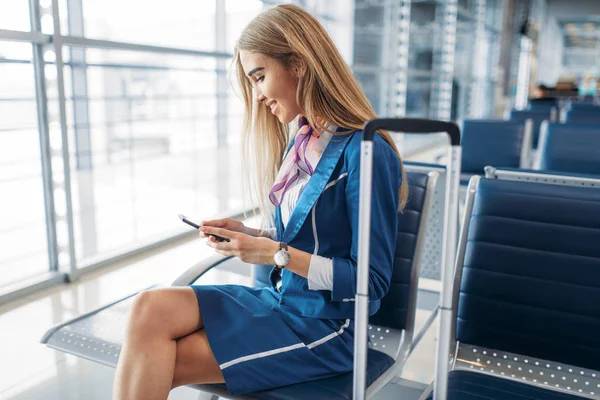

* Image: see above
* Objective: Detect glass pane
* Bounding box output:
[485,0,503,31]
[0,1,31,31]
[226,62,244,147]
[82,0,216,50]
[406,74,431,118]
[355,71,382,114]
[225,0,263,53]
[302,0,355,62]
[40,0,68,35]
[56,47,245,266]
[408,2,436,72]
[0,42,50,288]
[453,14,476,120]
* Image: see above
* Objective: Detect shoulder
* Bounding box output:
[344,130,400,168]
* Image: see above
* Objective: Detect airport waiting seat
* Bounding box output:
[527,98,559,111]
[565,111,600,124]
[535,122,600,176]
[424,174,600,400]
[568,102,600,113]
[460,119,532,184]
[42,170,440,400]
[509,109,556,149]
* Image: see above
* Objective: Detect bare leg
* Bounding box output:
[113,287,209,400]
[171,329,224,389]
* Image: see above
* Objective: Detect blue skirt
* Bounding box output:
[191,284,355,395]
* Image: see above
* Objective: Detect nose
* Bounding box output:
[254,86,266,103]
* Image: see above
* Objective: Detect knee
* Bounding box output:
[126,289,167,335]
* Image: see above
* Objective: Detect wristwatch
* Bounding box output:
[273,242,290,269]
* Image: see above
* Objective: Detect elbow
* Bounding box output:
[368,270,390,301]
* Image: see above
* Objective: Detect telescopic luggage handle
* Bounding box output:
[362,118,461,145]
[354,118,461,400]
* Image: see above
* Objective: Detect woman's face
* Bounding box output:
[239,51,302,124]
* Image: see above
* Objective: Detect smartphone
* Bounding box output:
[178,214,230,242]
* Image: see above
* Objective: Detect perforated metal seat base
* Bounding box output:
[455,344,600,399]
[368,324,404,358]
[405,163,447,281]
[40,289,144,367]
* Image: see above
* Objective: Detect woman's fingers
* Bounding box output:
[200,219,228,228]
[200,226,236,241]
[198,219,229,238]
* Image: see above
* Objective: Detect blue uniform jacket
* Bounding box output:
[269,129,402,320]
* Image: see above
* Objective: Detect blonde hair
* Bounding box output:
[233,4,408,227]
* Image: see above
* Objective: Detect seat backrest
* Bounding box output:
[538,123,600,176]
[456,177,600,371]
[370,171,430,330]
[565,112,600,124]
[509,110,552,148]
[461,120,528,174]
[569,103,600,113]
[528,98,558,111]
[254,171,433,332]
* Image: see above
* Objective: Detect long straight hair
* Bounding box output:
[233,4,408,226]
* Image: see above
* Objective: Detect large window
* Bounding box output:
[0,42,50,288]
[0,0,261,298]
[0,0,355,302]
[79,0,216,50]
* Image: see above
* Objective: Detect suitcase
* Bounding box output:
[354,118,461,400]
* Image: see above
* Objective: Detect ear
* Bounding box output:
[291,55,308,79]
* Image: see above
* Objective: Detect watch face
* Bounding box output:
[274,249,290,267]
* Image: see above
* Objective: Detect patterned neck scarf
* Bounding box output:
[269,116,324,207]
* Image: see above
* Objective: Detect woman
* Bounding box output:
[113,4,408,399]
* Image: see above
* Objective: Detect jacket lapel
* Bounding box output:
[282,131,354,243]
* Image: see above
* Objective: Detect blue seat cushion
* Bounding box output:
[210,348,394,399]
[427,370,586,400]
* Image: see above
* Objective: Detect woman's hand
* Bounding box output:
[200,226,279,265]
[198,218,254,238]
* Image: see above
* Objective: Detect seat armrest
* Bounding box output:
[171,254,234,286]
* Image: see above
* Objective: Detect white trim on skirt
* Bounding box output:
[220,319,351,370]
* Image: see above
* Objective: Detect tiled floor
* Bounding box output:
[1,144,446,400]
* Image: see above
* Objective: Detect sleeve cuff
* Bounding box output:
[331,257,357,302]
[307,255,334,291]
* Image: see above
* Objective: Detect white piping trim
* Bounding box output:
[220,342,305,370]
[307,319,351,349]
[219,319,351,370]
[325,172,348,191]
[312,202,319,255]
